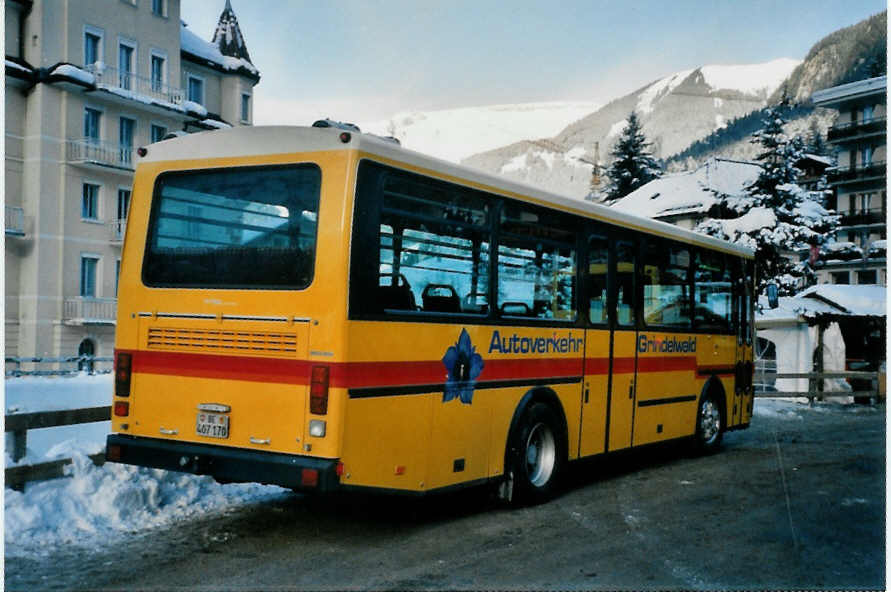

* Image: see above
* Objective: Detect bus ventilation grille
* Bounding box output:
[146,327,298,355]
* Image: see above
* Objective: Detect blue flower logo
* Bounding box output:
[442,328,484,404]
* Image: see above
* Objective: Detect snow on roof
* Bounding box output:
[180,21,258,78]
[798,284,886,317]
[801,153,834,167]
[757,294,842,323]
[811,75,887,106]
[610,158,760,219]
[212,0,252,63]
[757,284,886,325]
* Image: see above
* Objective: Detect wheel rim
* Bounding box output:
[525,422,556,487]
[699,399,721,445]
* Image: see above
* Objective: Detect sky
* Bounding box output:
[181,0,886,125]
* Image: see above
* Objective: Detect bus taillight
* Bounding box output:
[115,351,132,397]
[310,366,329,415]
[114,401,130,417]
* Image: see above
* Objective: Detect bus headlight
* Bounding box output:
[309,420,326,438]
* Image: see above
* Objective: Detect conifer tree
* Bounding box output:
[604,111,662,202]
[696,108,838,296]
[806,119,829,157]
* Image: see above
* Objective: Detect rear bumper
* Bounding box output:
[105,434,340,492]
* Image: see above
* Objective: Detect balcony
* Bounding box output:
[67,139,134,172]
[839,208,886,228]
[6,206,24,236]
[827,117,887,142]
[109,218,126,244]
[63,298,117,325]
[827,161,886,185]
[84,64,184,108]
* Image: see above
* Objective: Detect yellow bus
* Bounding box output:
[106,123,755,504]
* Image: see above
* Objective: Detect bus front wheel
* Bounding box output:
[508,402,565,504]
[694,393,724,454]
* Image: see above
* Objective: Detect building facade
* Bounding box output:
[811,76,887,286]
[5,0,259,360]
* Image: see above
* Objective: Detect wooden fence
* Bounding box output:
[5,355,113,377]
[5,406,110,491]
[754,371,883,406]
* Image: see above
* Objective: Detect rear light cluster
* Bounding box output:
[115,352,132,397]
[114,351,132,417]
[310,365,329,415]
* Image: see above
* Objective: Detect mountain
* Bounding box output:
[669,11,886,170]
[359,101,600,164]
[770,11,886,103]
[462,58,800,199]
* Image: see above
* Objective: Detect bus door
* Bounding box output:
[736,260,755,425]
[580,234,637,456]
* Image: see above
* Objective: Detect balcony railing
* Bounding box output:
[827,117,887,142]
[840,209,886,227]
[67,139,134,170]
[6,206,24,236]
[63,298,117,324]
[827,161,886,184]
[109,218,126,243]
[84,64,184,107]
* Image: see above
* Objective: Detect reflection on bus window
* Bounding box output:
[615,241,635,327]
[588,233,609,324]
[497,240,576,320]
[143,165,320,289]
[643,241,691,329]
[694,250,732,331]
[376,171,490,314]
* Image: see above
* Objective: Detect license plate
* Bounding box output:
[196,412,229,439]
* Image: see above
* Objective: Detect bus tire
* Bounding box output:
[693,392,724,454]
[508,402,565,505]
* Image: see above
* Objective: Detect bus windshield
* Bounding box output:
[142,164,321,289]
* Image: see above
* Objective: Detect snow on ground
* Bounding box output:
[6,455,287,558]
[4,375,287,557]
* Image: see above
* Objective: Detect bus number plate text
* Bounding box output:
[196,412,229,439]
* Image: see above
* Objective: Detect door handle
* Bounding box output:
[584,388,589,404]
[628,383,634,399]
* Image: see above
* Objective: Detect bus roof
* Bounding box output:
[138,125,754,259]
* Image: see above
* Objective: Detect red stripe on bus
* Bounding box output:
[127,350,731,388]
[127,350,583,389]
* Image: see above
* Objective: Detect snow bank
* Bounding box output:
[4,374,286,558]
[5,455,286,558]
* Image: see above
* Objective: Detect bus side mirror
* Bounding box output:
[766,284,779,309]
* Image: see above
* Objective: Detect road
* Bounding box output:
[6,400,885,591]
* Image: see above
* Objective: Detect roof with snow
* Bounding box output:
[811,75,887,107]
[212,0,252,63]
[610,157,760,219]
[757,284,886,324]
[181,9,259,82]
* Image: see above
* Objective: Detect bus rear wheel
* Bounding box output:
[509,402,564,504]
[694,393,723,454]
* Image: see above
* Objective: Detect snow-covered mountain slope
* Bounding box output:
[463,58,801,200]
[360,101,600,163]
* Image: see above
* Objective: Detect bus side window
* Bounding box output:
[497,202,577,321]
[643,239,692,329]
[587,233,609,325]
[614,241,636,327]
[378,170,491,316]
[694,250,732,332]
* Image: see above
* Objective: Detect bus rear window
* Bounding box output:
[142,164,321,289]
